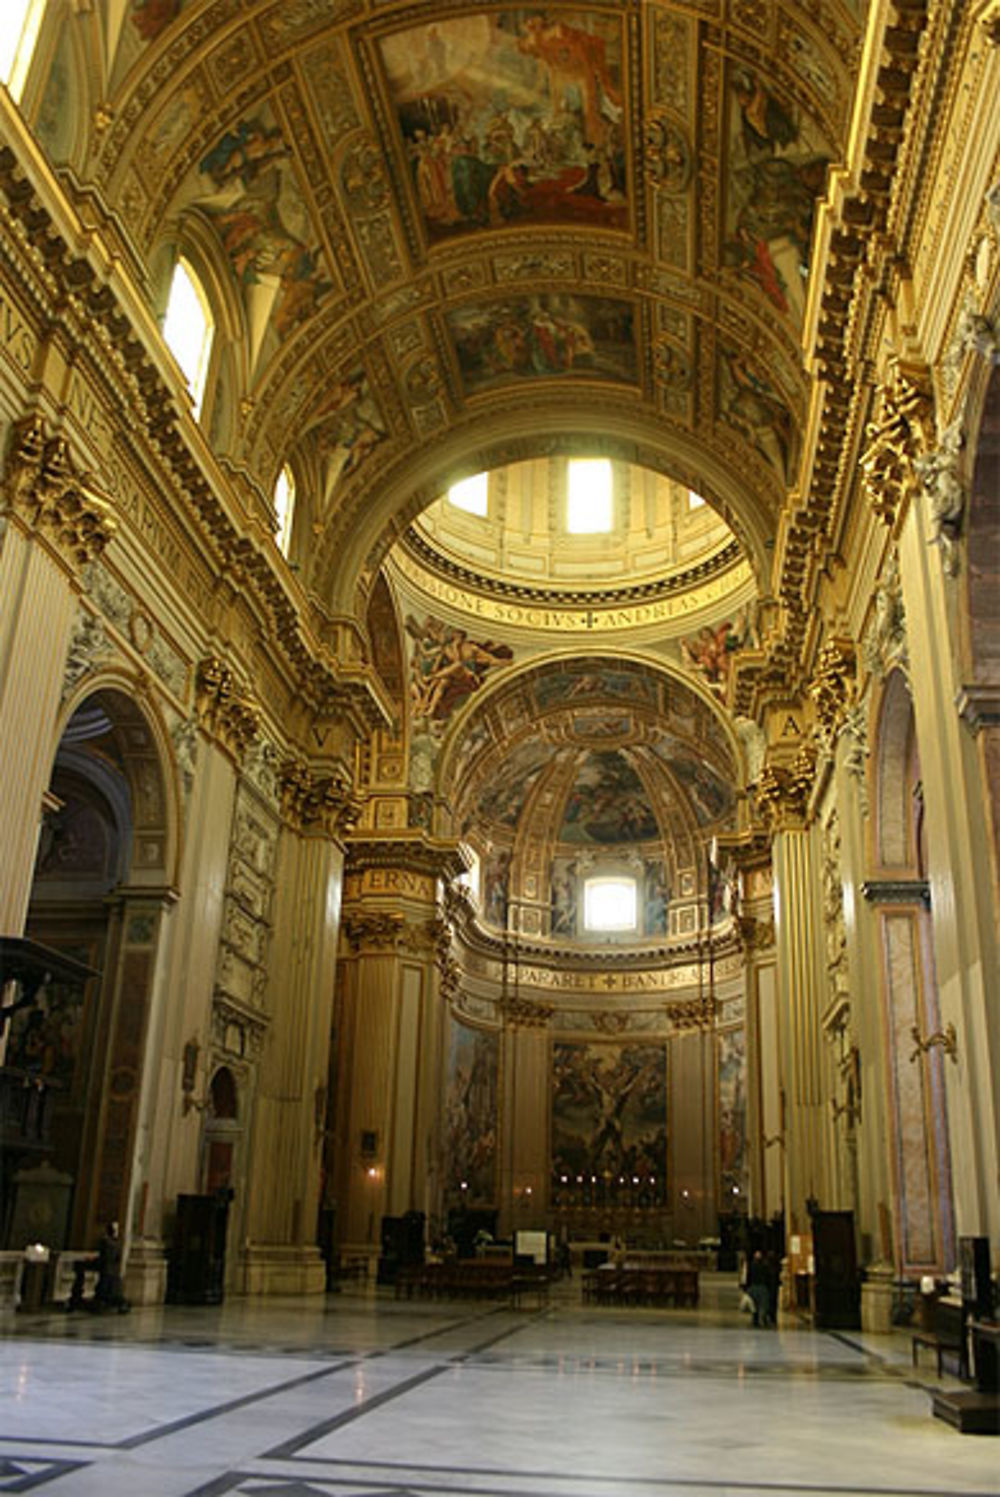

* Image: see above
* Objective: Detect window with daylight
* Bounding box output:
[162,257,214,417]
[688,488,706,510]
[448,472,489,517]
[566,458,613,534]
[584,876,637,932]
[274,467,295,555]
[1,0,43,101]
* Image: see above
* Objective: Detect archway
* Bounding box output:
[868,669,954,1276]
[14,686,175,1248]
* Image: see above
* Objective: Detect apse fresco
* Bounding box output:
[718,1027,748,1203]
[560,750,657,844]
[448,294,636,391]
[533,663,656,711]
[445,1021,498,1204]
[482,846,511,928]
[551,1042,667,1201]
[650,745,733,825]
[550,855,578,937]
[476,740,551,827]
[406,615,514,721]
[379,11,628,243]
[722,66,831,324]
[643,857,670,935]
[192,110,334,348]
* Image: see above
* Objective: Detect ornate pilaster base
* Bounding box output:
[239,1245,327,1296]
[860,1261,896,1334]
[123,1240,169,1306]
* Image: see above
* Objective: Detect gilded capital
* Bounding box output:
[280,757,363,837]
[756,742,817,831]
[195,655,261,762]
[808,637,856,740]
[2,417,117,570]
[341,911,404,951]
[860,359,935,526]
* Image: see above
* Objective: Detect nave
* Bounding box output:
[0,1279,995,1497]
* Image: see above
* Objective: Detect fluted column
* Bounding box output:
[334,837,465,1261]
[498,1001,553,1239]
[0,418,116,933]
[240,767,352,1294]
[759,755,830,1236]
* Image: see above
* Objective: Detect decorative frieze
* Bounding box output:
[2,417,117,570]
[62,609,111,700]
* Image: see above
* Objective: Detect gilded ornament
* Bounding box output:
[644,111,692,193]
[2,419,117,570]
[808,637,856,740]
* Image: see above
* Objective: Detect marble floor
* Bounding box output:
[0,1275,995,1497]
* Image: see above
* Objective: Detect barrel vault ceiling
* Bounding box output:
[57,0,861,614]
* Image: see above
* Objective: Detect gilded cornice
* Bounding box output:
[753,0,931,716]
[0,126,391,743]
[2,416,117,572]
[498,994,554,1030]
[345,833,467,887]
[195,655,261,763]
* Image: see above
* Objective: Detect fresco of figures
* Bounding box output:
[406,615,514,722]
[680,606,759,696]
[532,661,658,712]
[717,348,796,482]
[195,111,333,347]
[301,369,388,503]
[549,855,578,937]
[717,1027,748,1203]
[445,1021,499,1204]
[476,740,553,827]
[643,857,670,935]
[559,750,658,844]
[447,294,636,392]
[552,1042,667,1203]
[722,66,831,323]
[481,846,511,928]
[379,10,628,243]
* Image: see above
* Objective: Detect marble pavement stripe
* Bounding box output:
[263,1366,452,1459]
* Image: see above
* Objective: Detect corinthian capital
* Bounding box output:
[860,359,935,526]
[195,656,261,762]
[2,417,117,570]
[808,637,857,742]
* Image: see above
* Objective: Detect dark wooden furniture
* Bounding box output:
[912,1296,967,1379]
[581,1264,699,1307]
[166,1191,231,1304]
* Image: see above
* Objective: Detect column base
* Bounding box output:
[124,1240,169,1306]
[239,1244,327,1296]
[861,1261,896,1334]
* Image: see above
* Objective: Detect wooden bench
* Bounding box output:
[912,1297,967,1379]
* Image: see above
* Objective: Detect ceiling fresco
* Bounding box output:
[49,1,857,611]
[379,11,629,242]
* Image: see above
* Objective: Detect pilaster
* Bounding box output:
[0,417,116,933]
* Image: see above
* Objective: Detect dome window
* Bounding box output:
[448,472,489,517]
[566,458,612,534]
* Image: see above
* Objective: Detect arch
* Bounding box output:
[209,1066,239,1121]
[310,412,776,616]
[54,675,181,891]
[871,668,921,875]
